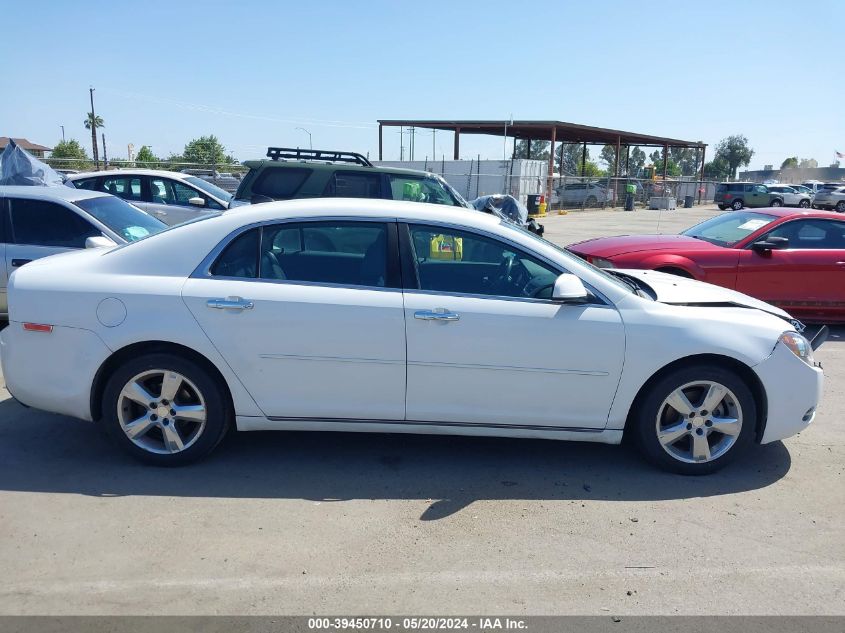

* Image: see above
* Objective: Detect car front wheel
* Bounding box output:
[770,199,782,207]
[836,201,845,213]
[631,365,756,474]
[799,199,810,208]
[731,199,743,210]
[101,352,231,465]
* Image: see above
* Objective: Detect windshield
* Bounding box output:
[499,220,635,294]
[185,176,233,202]
[74,196,167,242]
[681,211,777,247]
[388,174,468,208]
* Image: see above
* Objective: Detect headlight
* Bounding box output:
[780,331,814,365]
[591,257,615,269]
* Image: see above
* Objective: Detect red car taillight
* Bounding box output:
[724,193,733,199]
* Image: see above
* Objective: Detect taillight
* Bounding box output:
[724,193,733,199]
[23,323,53,333]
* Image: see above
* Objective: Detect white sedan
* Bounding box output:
[0,199,825,474]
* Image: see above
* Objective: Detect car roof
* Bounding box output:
[0,185,111,202]
[66,169,194,180]
[746,207,845,219]
[241,159,441,179]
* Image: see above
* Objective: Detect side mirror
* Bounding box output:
[752,236,789,253]
[85,235,117,249]
[552,273,589,303]
[188,196,206,207]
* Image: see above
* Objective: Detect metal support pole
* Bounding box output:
[626,146,631,176]
[453,128,460,160]
[378,124,383,161]
[526,139,532,158]
[580,143,587,177]
[662,144,669,181]
[698,145,706,205]
[547,127,556,207]
[614,136,621,177]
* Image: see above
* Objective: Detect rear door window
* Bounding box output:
[9,198,100,248]
[252,167,311,199]
[102,176,143,202]
[324,172,382,198]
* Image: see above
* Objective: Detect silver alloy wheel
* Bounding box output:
[117,369,207,455]
[655,380,743,464]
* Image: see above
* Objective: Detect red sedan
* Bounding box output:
[567,208,845,323]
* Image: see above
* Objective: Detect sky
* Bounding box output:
[1,0,843,170]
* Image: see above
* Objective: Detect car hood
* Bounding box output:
[618,269,796,324]
[568,234,722,257]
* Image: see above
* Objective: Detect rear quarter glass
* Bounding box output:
[252,167,312,198]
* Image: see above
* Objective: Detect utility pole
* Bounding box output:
[398,127,404,161]
[89,87,100,170]
[102,133,108,168]
[60,125,65,142]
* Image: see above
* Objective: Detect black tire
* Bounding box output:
[101,352,231,466]
[631,364,757,475]
[799,199,810,209]
[718,205,727,211]
[770,198,783,207]
[836,201,845,213]
[731,199,743,210]
[655,267,693,279]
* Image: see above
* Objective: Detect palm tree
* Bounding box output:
[84,112,104,130]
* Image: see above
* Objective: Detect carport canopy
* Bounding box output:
[377,119,707,200]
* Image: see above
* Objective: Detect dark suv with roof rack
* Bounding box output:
[232,147,467,209]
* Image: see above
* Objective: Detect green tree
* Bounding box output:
[84,112,104,131]
[47,139,90,170]
[648,149,681,177]
[714,135,754,180]
[703,156,730,180]
[135,145,160,168]
[556,143,590,175]
[513,140,550,161]
[600,145,618,173]
[627,146,646,176]
[798,158,818,169]
[182,135,235,165]
[781,157,799,170]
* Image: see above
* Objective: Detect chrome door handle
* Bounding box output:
[207,297,254,310]
[414,308,460,322]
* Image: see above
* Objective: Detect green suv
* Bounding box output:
[715,182,784,211]
[232,147,467,208]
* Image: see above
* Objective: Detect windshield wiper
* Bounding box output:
[607,270,640,293]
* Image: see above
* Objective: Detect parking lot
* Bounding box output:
[0,205,842,616]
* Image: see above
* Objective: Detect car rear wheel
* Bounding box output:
[836,201,845,213]
[102,353,231,465]
[770,198,782,207]
[731,199,743,210]
[799,199,810,208]
[631,365,756,475]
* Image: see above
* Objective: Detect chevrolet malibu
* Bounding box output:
[0,199,825,474]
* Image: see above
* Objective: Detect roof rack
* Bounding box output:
[266,147,373,167]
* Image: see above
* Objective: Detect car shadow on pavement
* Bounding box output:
[0,398,792,520]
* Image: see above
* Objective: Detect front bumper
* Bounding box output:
[753,340,824,443]
[0,322,112,421]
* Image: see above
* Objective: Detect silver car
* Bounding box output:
[553,181,612,208]
[66,169,233,225]
[812,186,845,212]
[766,185,812,208]
[0,186,166,316]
